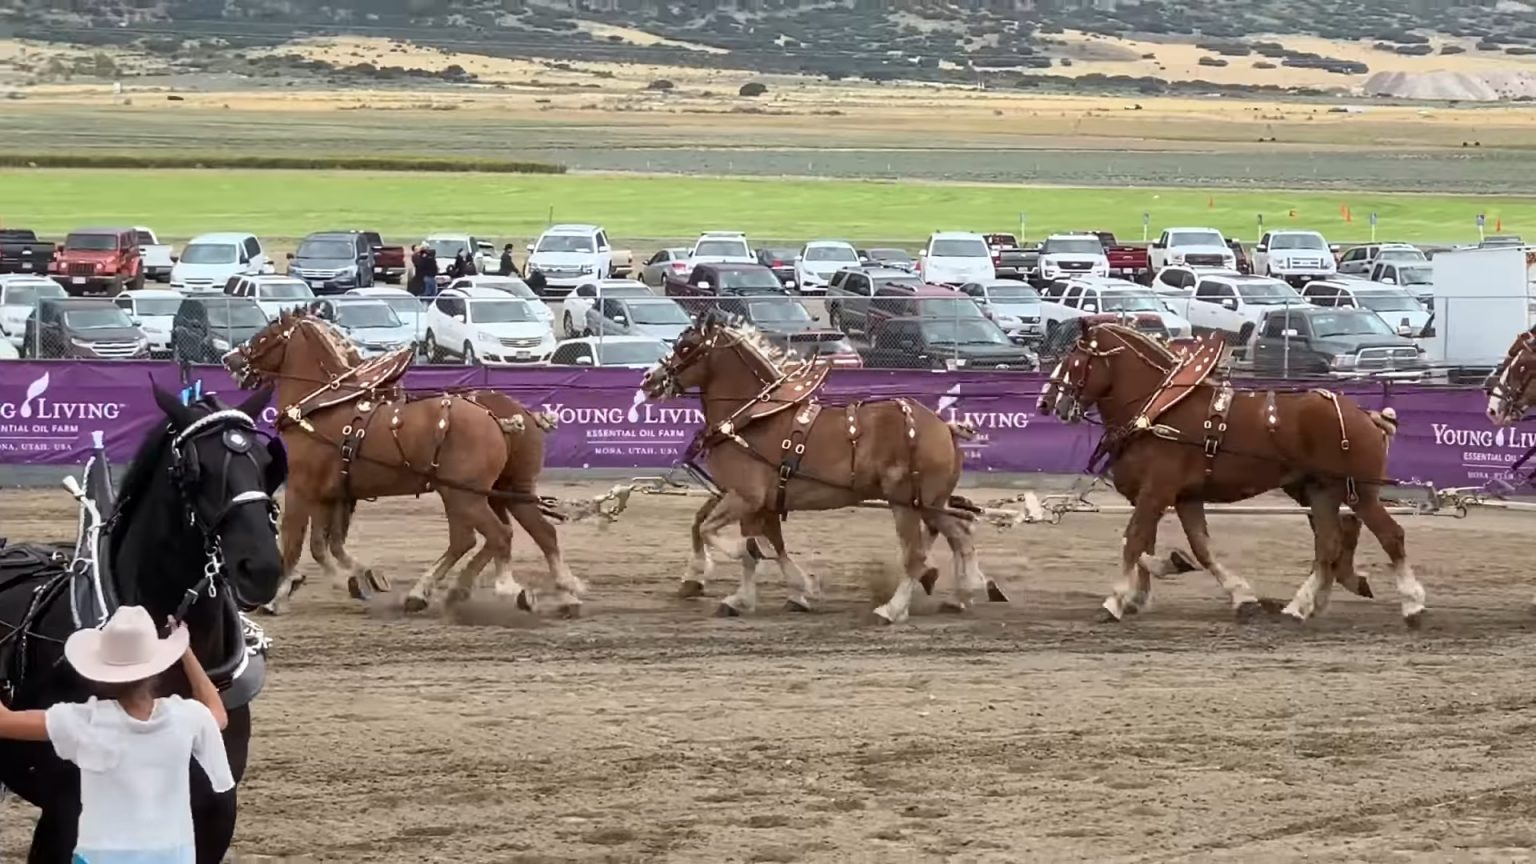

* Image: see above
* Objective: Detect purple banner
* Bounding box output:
[0,361,1520,489]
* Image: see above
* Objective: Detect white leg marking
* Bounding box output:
[1395,560,1426,619]
[1282,567,1320,620]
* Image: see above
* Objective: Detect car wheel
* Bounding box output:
[562,312,574,337]
[1236,323,1254,347]
[463,342,478,366]
[424,330,441,363]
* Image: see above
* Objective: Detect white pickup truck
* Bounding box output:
[1162,273,1303,345]
[1040,277,1192,338]
[134,227,175,283]
[1250,230,1336,284]
[1148,227,1237,272]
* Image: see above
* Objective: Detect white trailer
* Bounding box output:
[1421,245,1536,382]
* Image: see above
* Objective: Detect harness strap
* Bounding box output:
[1201,384,1235,474]
[774,403,822,518]
[897,398,922,508]
[845,402,862,484]
[1314,389,1351,452]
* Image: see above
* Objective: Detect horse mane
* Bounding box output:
[1097,323,1179,366]
[717,319,806,375]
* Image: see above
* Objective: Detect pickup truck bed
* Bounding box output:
[1088,232,1150,280]
[361,231,406,284]
[0,229,53,276]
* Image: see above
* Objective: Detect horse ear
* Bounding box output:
[151,383,195,429]
[236,385,273,419]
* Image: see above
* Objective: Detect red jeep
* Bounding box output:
[51,227,143,296]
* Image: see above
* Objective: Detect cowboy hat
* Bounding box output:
[64,606,188,684]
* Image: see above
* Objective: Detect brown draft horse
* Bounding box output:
[641,313,996,624]
[296,317,580,608]
[1040,323,1422,626]
[1485,325,1536,427]
[224,310,582,615]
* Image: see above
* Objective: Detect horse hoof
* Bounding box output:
[445,587,471,606]
[257,602,281,617]
[678,580,705,599]
[515,590,533,612]
[938,600,967,614]
[1404,611,1424,630]
[557,603,582,619]
[402,595,429,615]
[1167,549,1198,574]
[1096,608,1122,625]
[346,575,369,601]
[985,581,1010,603]
[1235,600,1264,622]
[871,609,895,626]
[366,568,391,592]
[918,567,939,596]
[785,598,813,614]
[715,602,741,618]
[1123,604,1140,616]
[1353,576,1375,599]
[289,575,306,596]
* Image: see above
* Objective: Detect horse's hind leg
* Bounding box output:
[1352,491,1424,627]
[1101,492,1170,622]
[761,515,819,613]
[450,499,509,595]
[328,499,387,598]
[510,498,586,600]
[306,509,341,590]
[402,503,479,614]
[263,490,312,615]
[1282,488,1346,621]
[696,491,757,616]
[681,494,720,598]
[1162,499,1263,620]
[873,505,930,625]
[1333,513,1374,599]
[923,509,987,613]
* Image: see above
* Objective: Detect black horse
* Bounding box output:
[0,385,286,864]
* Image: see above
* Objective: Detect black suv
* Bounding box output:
[172,296,269,363]
[862,315,1035,371]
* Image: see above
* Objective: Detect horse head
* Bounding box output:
[1487,325,1536,427]
[117,385,287,615]
[1039,323,1172,424]
[642,309,786,400]
[224,309,356,388]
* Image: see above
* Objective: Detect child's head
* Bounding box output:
[64,606,187,700]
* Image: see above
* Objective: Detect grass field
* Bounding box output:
[3,169,1527,247]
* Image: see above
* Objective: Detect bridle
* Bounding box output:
[1487,330,1536,422]
[226,314,354,389]
[162,408,281,622]
[1040,333,1125,422]
[648,322,783,398]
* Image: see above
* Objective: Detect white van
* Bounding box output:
[170,233,273,293]
[918,232,995,285]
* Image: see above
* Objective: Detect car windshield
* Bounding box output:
[805,245,858,263]
[1312,311,1395,338]
[1237,282,1302,305]
[760,248,797,262]
[748,299,814,323]
[181,243,238,265]
[426,239,470,258]
[5,283,66,305]
[64,307,132,329]
[132,298,183,316]
[1270,234,1327,250]
[930,239,988,258]
[337,303,403,328]
[1354,293,1421,313]
[537,235,595,254]
[625,301,690,325]
[1100,292,1164,313]
[1044,237,1103,255]
[718,270,784,292]
[134,231,156,246]
[597,341,667,365]
[468,299,536,324]
[205,302,269,328]
[695,239,750,258]
[917,298,986,320]
[985,284,1041,302]
[1395,265,1432,285]
[259,281,313,299]
[868,249,913,262]
[922,319,1008,345]
[1169,231,1224,247]
[297,240,355,259]
[65,234,119,252]
[1379,248,1425,262]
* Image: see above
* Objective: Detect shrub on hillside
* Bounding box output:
[645,79,674,91]
[738,81,767,97]
[1197,56,1228,67]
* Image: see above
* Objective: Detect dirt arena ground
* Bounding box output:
[6,481,1536,863]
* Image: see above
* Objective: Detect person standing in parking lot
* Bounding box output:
[499,243,519,277]
[416,246,439,297]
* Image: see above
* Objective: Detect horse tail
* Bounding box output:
[1367,406,1398,438]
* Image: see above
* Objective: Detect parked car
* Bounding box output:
[51,227,143,296]
[857,248,916,272]
[918,231,995,285]
[317,298,416,357]
[665,262,786,317]
[0,338,17,360]
[584,296,692,343]
[134,227,175,283]
[959,280,1044,342]
[546,336,668,369]
[24,298,149,359]
[982,233,1034,280]
[171,296,268,363]
[225,274,314,320]
[1299,280,1431,336]
[825,266,924,334]
[641,248,691,288]
[526,224,617,296]
[1149,265,1240,297]
[756,247,800,287]
[112,289,183,357]
[286,231,373,294]
[171,233,273,293]
[1148,227,1236,272]
[1248,306,1426,378]
[1337,243,1426,276]
[1035,233,1111,282]
[1036,313,1169,365]
[0,274,66,351]
[1087,231,1150,280]
[0,228,52,276]
[444,274,554,329]
[1480,235,1524,249]
[1228,239,1253,275]
[794,241,859,295]
[765,330,864,368]
[345,286,429,342]
[862,314,1035,370]
[1042,277,1192,338]
[716,293,819,336]
[560,279,652,336]
[685,231,755,273]
[423,287,557,365]
[1161,273,1302,344]
[360,230,406,284]
[422,233,497,277]
[1251,230,1336,285]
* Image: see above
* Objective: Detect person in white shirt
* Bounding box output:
[0,605,234,864]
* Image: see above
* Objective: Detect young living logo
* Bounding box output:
[0,372,125,422]
[1430,423,1536,450]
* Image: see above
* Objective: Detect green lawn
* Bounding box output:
[2,169,1528,247]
